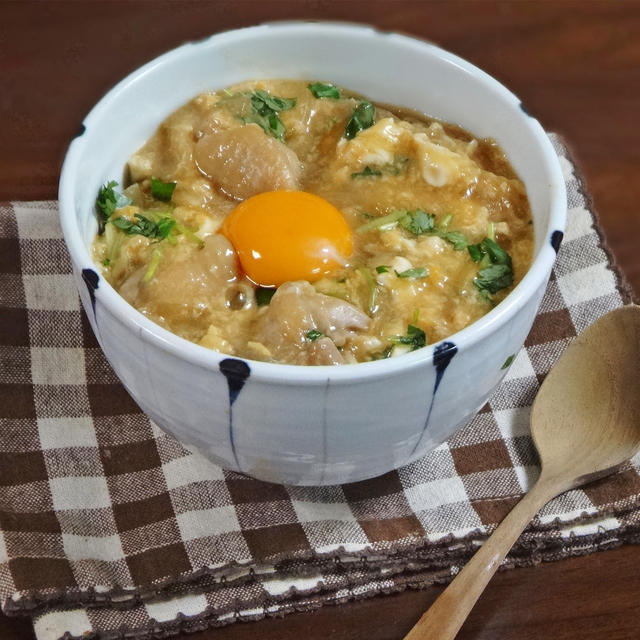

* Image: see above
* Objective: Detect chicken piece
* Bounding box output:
[254,281,370,365]
[308,337,344,365]
[119,234,238,338]
[128,122,196,184]
[194,124,302,200]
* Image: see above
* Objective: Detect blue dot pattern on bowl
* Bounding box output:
[551,230,564,253]
[82,268,99,316]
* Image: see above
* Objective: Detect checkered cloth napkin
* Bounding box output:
[1,135,639,639]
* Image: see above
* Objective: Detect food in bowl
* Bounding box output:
[92,79,533,366]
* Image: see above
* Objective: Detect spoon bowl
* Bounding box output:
[405,305,640,640]
[532,304,640,486]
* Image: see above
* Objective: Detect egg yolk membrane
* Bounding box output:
[220,190,353,287]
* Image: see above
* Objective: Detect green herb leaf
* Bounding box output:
[474,263,513,294]
[398,210,469,250]
[308,82,341,99]
[256,287,276,306]
[468,237,514,298]
[344,100,375,140]
[150,177,177,202]
[437,230,468,251]
[251,89,297,112]
[96,180,118,223]
[111,214,175,240]
[356,209,408,233]
[269,112,287,140]
[306,329,324,341]
[388,324,427,351]
[501,354,515,370]
[243,90,297,141]
[399,210,436,235]
[467,243,484,262]
[395,267,429,279]
[480,237,512,267]
[358,209,467,254]
[376,265,390,274]
[351,166,382,179]
[101,258,111,267]
[242,111,285,141]
[96,181,132,233]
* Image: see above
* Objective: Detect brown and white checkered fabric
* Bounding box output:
[1,136,639,640]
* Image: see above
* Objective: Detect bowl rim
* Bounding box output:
[59,20,567,385]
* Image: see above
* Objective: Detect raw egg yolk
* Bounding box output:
[220,190,353,287]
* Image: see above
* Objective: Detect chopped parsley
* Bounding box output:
[242,90,297,141]
[111,213,176,240]
[467,243,484,262]
[308,82,341,99]
[501,354,515,370]
[475,263,513,294]
[101,258,111,267]
[256,287,276,306]
[351,166,382,179]
[252,90,297,112]
[306,329,324,341]
[398,210,469,250]
[95,180,131,233]
[395,267,429,279]
[480,237,511,266]
[376,265,390,274]
[344,100,375,139]
[399,210,435,235]
[470,237,514,297]
[389,324,426,351]
[438,230,469,251]
[96,181,118,223]
[150,177,177,202]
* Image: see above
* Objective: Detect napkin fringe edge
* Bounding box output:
[48,524,640,640]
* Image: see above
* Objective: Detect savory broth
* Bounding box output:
[92,79,533,365]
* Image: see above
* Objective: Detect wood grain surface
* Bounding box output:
[1,1,639,638]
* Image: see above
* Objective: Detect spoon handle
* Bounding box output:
[403,477,563,640]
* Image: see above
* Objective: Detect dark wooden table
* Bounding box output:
[2,1,639,638]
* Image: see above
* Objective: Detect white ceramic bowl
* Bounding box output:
[59,22,566,485]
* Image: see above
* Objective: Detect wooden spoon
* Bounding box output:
[404,305,640,640]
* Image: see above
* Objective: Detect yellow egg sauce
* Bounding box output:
[92,80,533,365]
